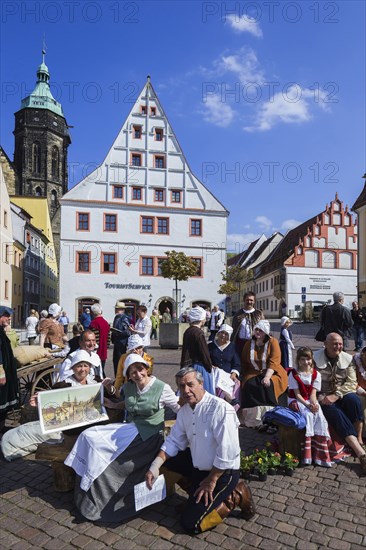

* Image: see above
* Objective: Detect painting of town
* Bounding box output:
[38,384,109,434]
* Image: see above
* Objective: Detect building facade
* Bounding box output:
[0,165,13,309]
[352,176,366,308]
[253,194,357,318]
[12,51,70,264]
[59,78,227,322]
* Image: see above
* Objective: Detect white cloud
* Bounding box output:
[201,94,235,127]
[226,14,263,38]
[217,47,265,84]
[227,232,261,252]
[244,85,330,132]
[281,219,302,232]
[255,215,273,231]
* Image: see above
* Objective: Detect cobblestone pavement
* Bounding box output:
[1,322,366,549]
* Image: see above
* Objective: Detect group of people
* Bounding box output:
[2,291,366,536]
[319,292,365,351]
[25,308,71,345]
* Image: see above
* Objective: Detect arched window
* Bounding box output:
[51,146,59,178]
[35,186,42,196]
[32,142,41,174]
[322,250,336,268]
[51,190,57,205]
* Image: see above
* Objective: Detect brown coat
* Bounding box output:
[241,337,288,401]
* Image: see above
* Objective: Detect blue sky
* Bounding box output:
[1,1,365,253]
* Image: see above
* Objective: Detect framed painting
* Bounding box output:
[37,383,108,434]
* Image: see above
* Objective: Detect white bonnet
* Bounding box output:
[189,306,206,323]
[253,319,271,336]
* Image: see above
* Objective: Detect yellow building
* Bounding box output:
[11,197,58,309]
[352,176,366,307]
[0,165,13,308]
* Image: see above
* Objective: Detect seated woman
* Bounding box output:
[1,350,119,461]
[352,346,366,442]
[65,353,180,522]
[114,334,153,391]
[239,320,288,429]
[208,324,241,409]
[288,347,332,467]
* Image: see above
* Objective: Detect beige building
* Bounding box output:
[352,176,366,307]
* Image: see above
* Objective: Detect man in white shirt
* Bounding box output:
[129,305,152,351]
[231,292,263,355]
[59,330,102,381]
[146,367,255,534]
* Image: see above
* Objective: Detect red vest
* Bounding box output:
[288,368,317,400]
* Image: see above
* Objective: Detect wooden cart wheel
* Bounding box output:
[18,371,37,405]
[31,367,61,396]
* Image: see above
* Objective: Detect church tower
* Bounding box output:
[13,50,71,261]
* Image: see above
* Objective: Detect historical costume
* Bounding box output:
[0,306,18,422]
[288,369,332,467]
[181,306,213,394]
[232,304,263,355]
[66,354,179,522]
[240,320,287,427]
[279,316,295,371]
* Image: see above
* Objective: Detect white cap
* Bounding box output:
[123,353,150,377]
[70,349,93,368]
[189,306,206,322]
[127,334,144,350]
[253,319,271,336]
[48,303,62,317]
[218,324,233,336]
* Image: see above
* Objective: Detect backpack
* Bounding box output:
[263,406,306,430]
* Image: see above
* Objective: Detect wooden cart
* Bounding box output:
[16,356,63,406]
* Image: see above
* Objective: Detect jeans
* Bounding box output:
[353,325,365,351]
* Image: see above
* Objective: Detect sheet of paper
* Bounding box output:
[212,368,235,394]
[134,474,166,511]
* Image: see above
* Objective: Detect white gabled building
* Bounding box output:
[60,77,228,322]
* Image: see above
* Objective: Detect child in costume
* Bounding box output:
[288,347,332,467]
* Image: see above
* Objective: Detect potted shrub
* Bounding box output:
[281,452,299,475]
[268,451,281,475]
[256,457,269,481]
[240,453,253,479]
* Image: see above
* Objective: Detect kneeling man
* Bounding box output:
[146,367,255,534]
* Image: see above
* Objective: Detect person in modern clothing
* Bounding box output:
[181,306,213,394]
[314,333,366,474]
[209,305,224,341]
[59,311,70,335]
[80,308,91,330]
[146,367,255,534]
[111,301,131,376]
[279,316,295,371]
[351,301,365,352]
[231,292,263,355]
[129,305,152,351]
[25,310,39,345]
[150,309,160,340]
[0,306,18,422]
[66,353,180,522]
[162,307,172,323]
[240,320,288,429]
[320,292,353,350]
[89,303,110,376]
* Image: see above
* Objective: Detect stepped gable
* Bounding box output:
[257,194,355,275]
[63,76,227,214]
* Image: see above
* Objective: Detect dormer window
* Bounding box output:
[133,125,142,139]
[155,128,163,141]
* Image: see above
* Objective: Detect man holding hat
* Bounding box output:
[112,301,131,375]
[0,306,18,423]
[180,306,213,394]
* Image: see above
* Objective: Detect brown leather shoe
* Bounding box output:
[225,479,256,520]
